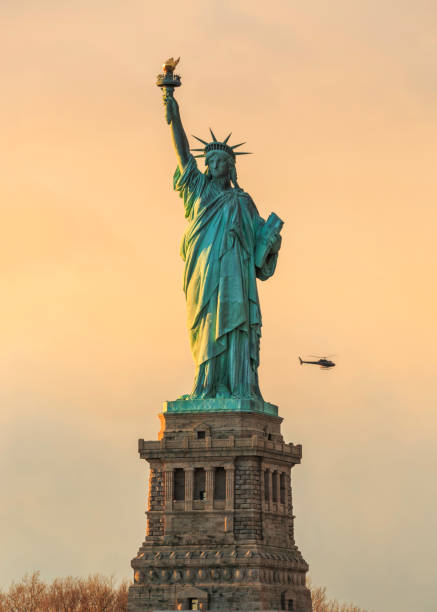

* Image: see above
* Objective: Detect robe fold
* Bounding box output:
[174,156,280,399]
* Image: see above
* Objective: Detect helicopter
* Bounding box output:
[299,355,336,369]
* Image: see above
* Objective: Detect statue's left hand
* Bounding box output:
[270,234,282,254]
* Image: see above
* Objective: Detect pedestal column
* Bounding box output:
[184,467,194,511]
[225,466,235,510]
[205,467,214,510]
[164,469,173,511]
[281,470,287,515]
[261,466,266,511]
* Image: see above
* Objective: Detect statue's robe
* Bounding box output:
[174,156,279,399]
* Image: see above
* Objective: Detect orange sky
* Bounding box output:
[1,2,437,611]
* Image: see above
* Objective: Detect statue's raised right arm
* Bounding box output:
[163,91,190,171]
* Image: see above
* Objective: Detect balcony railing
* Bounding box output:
[138,435,302,459]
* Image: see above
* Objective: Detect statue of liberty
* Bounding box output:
[159,59,283,401]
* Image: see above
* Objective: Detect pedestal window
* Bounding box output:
[174,468,185,501]
[280,472,286,504]
[214,467,226,500]
[264,469,270,502]
[193,468,206,500]
[272,470,278,503]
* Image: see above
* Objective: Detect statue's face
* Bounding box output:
[207,152,230,179]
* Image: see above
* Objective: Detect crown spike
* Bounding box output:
[193,154,206,158]
[192,135,208,145]
[234,151,252,156]
[191,133,251,159]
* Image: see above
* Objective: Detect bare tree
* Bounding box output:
[77,575,120,612]
[47,576,82,612]
[0,573,128,612]
[2,573,47,612]
[112,581,128,612]
[0,591,8,612]
[311,585,368,612]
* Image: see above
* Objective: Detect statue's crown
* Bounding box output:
[191,129,251,159]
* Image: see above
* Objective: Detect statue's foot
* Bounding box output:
[229,391,264,401]
[188,391,211,399]
[215,384,231,398]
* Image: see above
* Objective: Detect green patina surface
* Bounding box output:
[163,398,278,416]
[158,60,283,401]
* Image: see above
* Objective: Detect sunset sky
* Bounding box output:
[1,2,437,611]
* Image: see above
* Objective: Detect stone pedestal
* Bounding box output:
[128,400,312,612]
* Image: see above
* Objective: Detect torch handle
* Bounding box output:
[164,86,174,125]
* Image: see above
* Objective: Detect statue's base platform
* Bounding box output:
[163,397,278,417]
[128,401,311,612]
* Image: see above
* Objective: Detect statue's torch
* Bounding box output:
[156,57,181,124]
